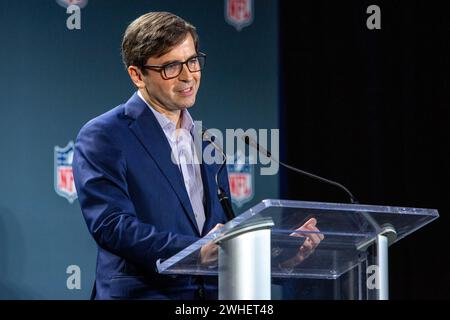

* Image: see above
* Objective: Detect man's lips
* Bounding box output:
[176,86,194,96]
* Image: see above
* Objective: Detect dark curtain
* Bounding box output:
[279,0,449,299]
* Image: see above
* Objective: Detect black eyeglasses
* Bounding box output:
[142,52,206,80]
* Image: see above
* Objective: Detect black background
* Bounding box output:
[279,1,449,299]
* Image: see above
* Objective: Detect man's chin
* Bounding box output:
[180,99,196,109]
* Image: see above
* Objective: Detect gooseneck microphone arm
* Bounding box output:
[243,135,359,204]
[202,129,235,221]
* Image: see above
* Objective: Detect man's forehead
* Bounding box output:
[147,34,196,64]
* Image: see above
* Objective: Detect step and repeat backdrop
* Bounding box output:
[0,0,279,299]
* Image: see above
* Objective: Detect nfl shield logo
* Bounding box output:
[227,155,254,207]
[54,141,77,203]
[225,0,254,31]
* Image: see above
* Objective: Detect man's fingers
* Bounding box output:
[308,226,325,241]
[280,218,326,268]
[291,229,324,242]
[307,233,322,246]
[297,221,325,241]
[207,223,224,235]
[303,218,317,228]
[301,239,314,252]
[318,232,325,241]
[290,230,305,237]
[214,223,224,229]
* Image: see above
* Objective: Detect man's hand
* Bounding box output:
[199,223,224,265]
[279,218,324,269]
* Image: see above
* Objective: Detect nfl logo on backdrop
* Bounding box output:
[225,0,254,31]
[227,153,254,207]
[54,141,77,203]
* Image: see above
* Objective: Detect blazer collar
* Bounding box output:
[124,92,149,120]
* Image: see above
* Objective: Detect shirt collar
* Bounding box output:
[137,90,195,134]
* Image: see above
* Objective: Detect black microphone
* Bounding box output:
[202,129,236,221]
[242,135,359,204]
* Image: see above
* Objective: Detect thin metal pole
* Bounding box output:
[376,234,389,300]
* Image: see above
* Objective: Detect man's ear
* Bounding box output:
[127,66,146,89]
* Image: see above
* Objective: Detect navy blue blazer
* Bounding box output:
[72,93,230,300]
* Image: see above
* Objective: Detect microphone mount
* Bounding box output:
[243,135,359,204]
[202,128,236,221]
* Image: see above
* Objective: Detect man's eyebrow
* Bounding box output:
[161,53,198,65]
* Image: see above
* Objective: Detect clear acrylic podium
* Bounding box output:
[157,199,439,300]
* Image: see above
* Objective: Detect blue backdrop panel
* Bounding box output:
[0,0,278,299]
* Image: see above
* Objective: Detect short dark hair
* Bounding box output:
[121,12,199,73]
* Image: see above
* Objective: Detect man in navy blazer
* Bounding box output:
[73,12,230,300]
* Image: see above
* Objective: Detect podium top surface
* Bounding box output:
[157,199,439,279]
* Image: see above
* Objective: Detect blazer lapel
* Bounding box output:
[199,139,224,236]
[124,93,200,235]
